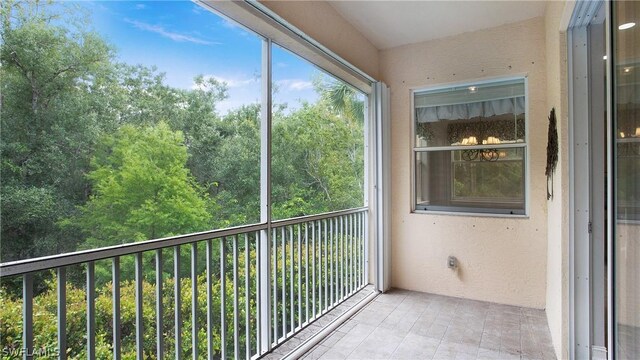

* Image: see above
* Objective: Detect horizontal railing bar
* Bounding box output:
[0,223,265,277]
[271,207,367,228]
[0,207,368,277]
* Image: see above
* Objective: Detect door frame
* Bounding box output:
[567,1,610,359]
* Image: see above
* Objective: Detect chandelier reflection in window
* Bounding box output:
[617,127,640,157]
[460,136,505,162]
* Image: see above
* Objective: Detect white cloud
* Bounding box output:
[218,18,253,38]
[277,79,313,91]
[192,74,259,90]
[124,19,220,46]
[134,3,146,10]
[220,18,241,30]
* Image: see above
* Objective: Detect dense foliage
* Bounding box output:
[0,1,364,358]
[0,1,364,265]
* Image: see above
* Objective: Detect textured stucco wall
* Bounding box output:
[379,17,549,309]
[544,1,570,358]
[260,1,380,79]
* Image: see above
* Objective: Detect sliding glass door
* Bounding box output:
[612,1,640,359]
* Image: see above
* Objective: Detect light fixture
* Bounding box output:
[468,86,478,93]
[603,55,607,60]
[618,22,636,30]
[624,67,632,73]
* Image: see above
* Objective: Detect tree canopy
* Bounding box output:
[0,0,364,263]
[75,123,211,248]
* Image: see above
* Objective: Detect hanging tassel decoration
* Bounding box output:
[546,108,559,200]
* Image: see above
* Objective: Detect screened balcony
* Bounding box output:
[5,0,638,359]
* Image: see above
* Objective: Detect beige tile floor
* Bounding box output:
[301,289,557,360]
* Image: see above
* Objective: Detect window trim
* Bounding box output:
[410,75,530,217]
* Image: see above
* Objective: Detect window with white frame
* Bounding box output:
[412,78,527,215]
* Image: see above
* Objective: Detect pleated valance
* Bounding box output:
[416,96,525,123]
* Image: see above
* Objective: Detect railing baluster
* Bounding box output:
[272,228,277,341]
[113,258,121,360]
[353,214,357,290]
[174,246,182,360]
[317,220,322,314]
[339,216,343,301]
[349,214,354,294]
[233,235,239,360]
[311,220,316,319]
[356,213,360,289]
[335,217,339,303]
[323,219,328,312]
[344,215,348,297]
[206,239,214,360]
[57,267,67,360]
[289,226,294,332]
[346,215,350,295]
[87,262,96,360]
[336,217,340,302]
[221,238,227,359]
[255,231,261,355]
[297,224,302,329]
[329,218,334,306]
[22,273,33,360]
[345,214,349,296]
[363,210,369,286]
[332,217,340,303]
[361,211,365,287]
[281,226,286,337]
[245,233,251,360]
[304,223,309,323]
[347,214,352,296]
[155,251,163,359]
[135,252,144,360]
[358,213,362,288]
[191,243,198,360]
[340,216,347,300]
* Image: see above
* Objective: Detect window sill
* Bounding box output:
[411,209,529,219]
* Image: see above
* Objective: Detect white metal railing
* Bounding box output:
[0,207,368,360]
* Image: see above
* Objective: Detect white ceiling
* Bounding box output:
[329,1,548,50]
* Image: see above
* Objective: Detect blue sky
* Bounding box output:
[81,0,321,114]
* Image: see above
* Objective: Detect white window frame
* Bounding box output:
[410,75,530,217]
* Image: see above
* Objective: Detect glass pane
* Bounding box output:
[0,1,262,255]
[414,79,526,147]
[613,1,640,358]
[415,148,525,214]
[271,44,365,220]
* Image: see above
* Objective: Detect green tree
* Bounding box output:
[211,104,262,227]
[1,0,115,262]
[319,79,365,123]
[271,98,364,220]
[75,123,211,248]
